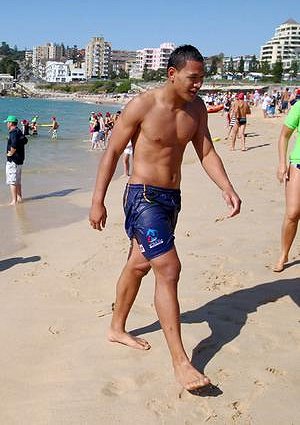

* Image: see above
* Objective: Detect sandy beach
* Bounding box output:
[0,107,299,424]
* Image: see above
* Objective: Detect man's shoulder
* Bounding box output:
[190,96,206,112]
[9,128,19,139]
[125,90,156,114]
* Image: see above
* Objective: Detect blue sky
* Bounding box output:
[1,0,298,56]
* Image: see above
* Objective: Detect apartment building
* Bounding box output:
[111,50,136,75]
[223,55,254,73]
[32,43,65,77]
[131,42,176,78]
[260,19,300,69]
[85,37,111,79]
[45,60,86,83]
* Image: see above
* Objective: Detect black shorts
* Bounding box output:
[238,118,247,125]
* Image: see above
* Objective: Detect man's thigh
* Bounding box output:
[6,162,18,185]
[149,246,181,279]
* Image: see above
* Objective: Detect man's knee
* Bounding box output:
[153,255,181,283]
[286,209,300,222]
[127,259,151,278]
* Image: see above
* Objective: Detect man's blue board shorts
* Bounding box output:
[123,184,181,260]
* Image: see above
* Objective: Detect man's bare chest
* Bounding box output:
[140,111,198,144]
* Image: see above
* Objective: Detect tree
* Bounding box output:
[289,60,299,78]
[260,60,271,75]
[105,81,117,93]
[272,59,283,83]
[209,56,218,75]
[118,68,129,79]
[0,41,10,55]
[249,55,258,72]
[228,57,234,73]
[116,79,131,93]
[142,64,148,80]
[238,56,244,73]
[0,58,20,76]
[155,68,167,81]
[109,70,117,80]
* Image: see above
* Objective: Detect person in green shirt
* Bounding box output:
[274,95,300,272]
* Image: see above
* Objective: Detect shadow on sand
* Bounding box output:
[0,255,41,272]
[25,188,80,201]
[246,143,270,151]
[131,278,299,396]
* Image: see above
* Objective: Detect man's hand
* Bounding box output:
[222,188,241,218]
[89,203,107,231]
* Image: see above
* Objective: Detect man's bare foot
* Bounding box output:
[9,201,17,206]
[174,361,210,391]
[273,256,288,272]
[108,329,151,350]
[17,196,23,203]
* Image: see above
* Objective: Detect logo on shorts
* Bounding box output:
[139,244,145,253]
[146,228,163,249]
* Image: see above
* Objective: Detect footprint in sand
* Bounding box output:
[101,381,123,397]
[265,366,286,376]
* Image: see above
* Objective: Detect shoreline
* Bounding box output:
[5,85,131,106]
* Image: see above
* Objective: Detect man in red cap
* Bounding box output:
[230,92,251,151]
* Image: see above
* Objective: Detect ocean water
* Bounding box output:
[0,97,122,256]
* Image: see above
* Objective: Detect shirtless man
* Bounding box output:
[89,45,241,391]
[230,92,251,151]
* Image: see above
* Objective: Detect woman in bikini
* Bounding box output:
[274,98,300,272]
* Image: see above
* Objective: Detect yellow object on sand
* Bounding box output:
[212,137,221,142]
[39,124,52,127]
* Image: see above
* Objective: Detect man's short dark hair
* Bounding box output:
[167,45,204,71]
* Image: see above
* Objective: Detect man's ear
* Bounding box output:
[168,67,176,82]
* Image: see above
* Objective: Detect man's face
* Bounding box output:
[169,60,205,101]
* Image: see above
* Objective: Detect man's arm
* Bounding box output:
[7,147,16,157]
[7,132,17,156]
[89,96,145,230]
[192,105,241,217]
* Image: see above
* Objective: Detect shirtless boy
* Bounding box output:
[89,45,241,391]
[230,92,251,151]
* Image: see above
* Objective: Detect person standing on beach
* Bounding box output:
[4,115,27,205]
[281,88,291,114]
[274,96,300,272]
[122,141,133,177]
[89,45,241,391]
[230,92,251,151]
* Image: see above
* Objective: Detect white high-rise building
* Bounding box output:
[260,19,300,69]
[132,42,176,77]
[85,37,111,79]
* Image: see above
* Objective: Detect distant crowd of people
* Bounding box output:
[201,87,300,151]
[88,110,121,150]
[20,115,59,139]
[88,109,133,176]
